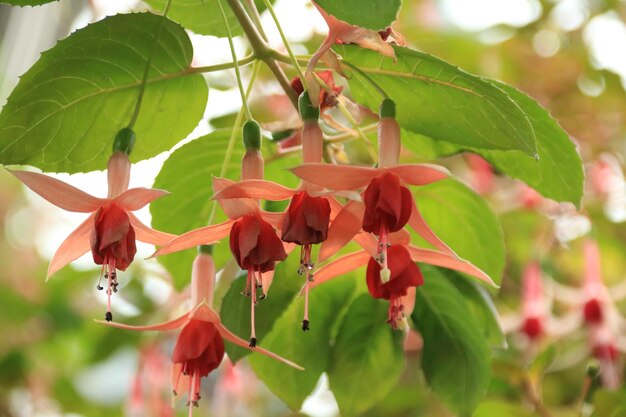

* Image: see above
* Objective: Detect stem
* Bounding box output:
[261,0,306,81]
[522,374,554,417]
[242,0,268,41]
[225,0,298,107]
[128,0,173,129]
[206,60,261,226]
[217,0,253,120]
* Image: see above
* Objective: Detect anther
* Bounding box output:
[302,319,310,331]
[249,337,257,348]
[105,311,113,322]
[96,284,104,290]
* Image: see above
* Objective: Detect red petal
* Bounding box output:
[281,192,331,245]
[363,172,412,234]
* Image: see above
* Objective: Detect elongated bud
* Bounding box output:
[113,127,136,155]
[243,120,262,150]
[242,121,264,180]
[191,252,216,307]
[107,151,131,198]
[584,239,605,297]
[302,122,323,164]
[378,99,400,168]
[299,92,320,121]
[522,261,544,318]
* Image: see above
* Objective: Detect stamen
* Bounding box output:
[250,267,257,346]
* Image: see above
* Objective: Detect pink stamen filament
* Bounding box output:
[299,245,313,331]
[249,267,258,347]
[387,297,404,330]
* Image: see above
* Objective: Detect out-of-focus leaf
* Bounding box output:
[0,13,207,173]
[338,45,537,155]
[0,0,55,5]
[414,178,505,285]
[593,389,626,417]
[474,400,535,417]
[328,294,405,417]
[314,0,401,30]
[412,268,491,416]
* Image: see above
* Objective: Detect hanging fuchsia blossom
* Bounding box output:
[99,250,302,415]
[8,129,174,321]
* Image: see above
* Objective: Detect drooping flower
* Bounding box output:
[152,121,290,345]
[99,250,303,415]
[310,230,493,328]
[291,99,456,273]
[291,70,343,112]
[366,245,423,328]
[8,130,174,321]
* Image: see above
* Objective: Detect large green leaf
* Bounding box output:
[249,276,356,410]
[220,251,303,363]
[482,83,584,206]
[328,294,405,417]
[338,45,537,156]
[0,13,207,173]
[414,178,505,285]
[315,0,401,30]
[400,85,583,205]
[412,266,491,416]
[150,131,243,289]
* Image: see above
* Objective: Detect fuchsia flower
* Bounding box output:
[9,147,174,321]
[99,251,303,415]
[153,122,290,345]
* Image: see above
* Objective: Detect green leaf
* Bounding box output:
[481,83,584,206]
[220,251,303,363]
[328,294,405,417]
[474,400,535,417]
[146,0,269,37]
[412,266,491,416]
[0,0,55,5]
[0,13,207,173]
[338,45,537,155]
[146,0,237,37]
[249,276,356,410]
[443,270,505,348]
[150,131,243,289]
[413,178,505,285]
[315,0,401,30]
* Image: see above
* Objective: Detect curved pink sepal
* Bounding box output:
[94,311,189,331]
[319,200,365,261]
[260,211,285,229]
[291,164,380,190]
[407,246,496,287]
[128,212,177,246]
[212,177,260,219]
[310,251,371,290]
[151,219,235,257]
[114,188,168,211]
[408,200,456,256]
[47,213,95,279]
[9,169,105,212]
[216,324,304,371]
[213,179,297,201]
[388,164,449,186]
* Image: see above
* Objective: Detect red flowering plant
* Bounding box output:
[7,128,174,321]
[99,247,302,415]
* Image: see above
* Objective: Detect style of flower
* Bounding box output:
[9,151,174,321]
[99,252,303,416]
[152,128,290,345]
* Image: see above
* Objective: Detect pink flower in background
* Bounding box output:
[9,151,174,321]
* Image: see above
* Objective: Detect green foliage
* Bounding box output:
[0,13,207,173]
[151,131,243,290]
[338,44,538,156]
[414,178,506,285]
[249,276,356,410]
[328,294,406,416]
[315,0,401,30]
[412,266,492,416]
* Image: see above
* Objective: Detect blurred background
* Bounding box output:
[1,0,626,416]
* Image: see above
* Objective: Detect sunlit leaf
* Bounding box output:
[315,0,401,30]
[0,13,207,173]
